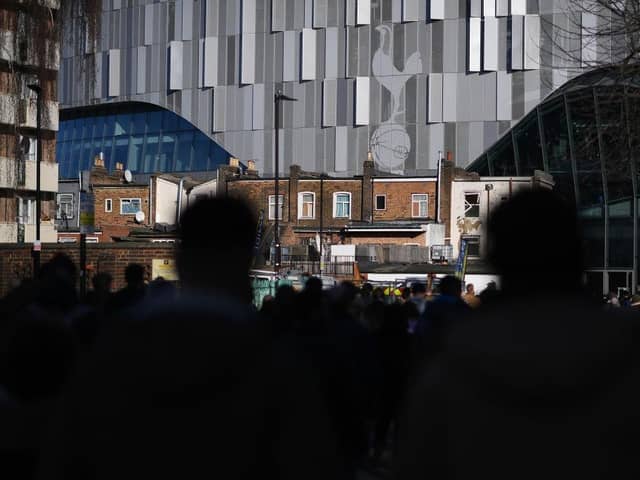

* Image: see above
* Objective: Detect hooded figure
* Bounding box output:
[396,189,640,480]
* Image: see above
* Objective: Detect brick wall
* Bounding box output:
[373,181,437,221]
[347,232,427,246]
[93,185,150,240]
[0,243,176,297]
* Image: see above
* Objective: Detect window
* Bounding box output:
[56,193,74,219]
[462,236,481,258]
[268,194,284,220]
[120,198,142,215]
[333,192,351,218]
[412,194,428,218]
[464,193,481,218]
[375,194,386,210]
[298,192,315,219]
[105,198,113,212]
[18,197,35,224]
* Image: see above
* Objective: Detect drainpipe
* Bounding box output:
[436,151,443,223]
[149,176,153,227]
[177,178,185,225]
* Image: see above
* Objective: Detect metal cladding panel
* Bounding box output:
[346,0,356,25]
[581,12,597,66]
[442,73,457,122]
[496,0,509,16]
[484,16,499,71]
[241,33,256,84]
[428,74,443,123]
[402,0,420,22]
[356,0,371,25]
[323,79,337,126]
[484,0,496,16]
[325,27,339,79]
[301,28,317,81]
[430,0,445,20]
[496,71,512,120]
[136,46,146,93]
[470,0,482,17]
[203,36,218,87]
[511,0,526,15]
[272,0,286,31]
[510,15,524,70]
[524,15,540,69]
[144,4,153,45]
[108,49,120,97]
[182,0,193,40]
[169,41,184,91]
[283,30,298,81]
[242,0,256,33]
[313,0,328,28]
[355,76,369,125]
[468,17,482,72]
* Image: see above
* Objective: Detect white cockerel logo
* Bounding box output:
[370,24,422,173]
[372,24,422,123]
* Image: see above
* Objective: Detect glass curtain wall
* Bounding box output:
[467,78,640,292]
[56,104,232,179]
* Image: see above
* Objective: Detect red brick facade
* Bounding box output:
[0,243,176,297]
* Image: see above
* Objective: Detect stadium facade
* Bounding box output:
[58,0,606,178]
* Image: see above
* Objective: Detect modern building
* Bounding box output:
[466,66,640,295]
[58,0,603,178]
[0,0,60,243]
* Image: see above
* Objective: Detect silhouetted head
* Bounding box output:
[177,197,256,302]
[439,275,462,297]
[487,189,583,294]
[38,254,78,311]
[411,283,426,296]
[304,276,323,296]
[124,264,145,289]
[92,272,112,293]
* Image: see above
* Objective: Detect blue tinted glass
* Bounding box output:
[143,135,160,173]
[162,110,178,131]
[131,112,146,135]
[192,134,209,171]
[175,131,193,171]
[81,118,94,140]
[102,137,115,171]
[113,137,128,170]
[115,114,131,135]
[103,115,115,137]
[146,111,162,133]
[157,134,177,171]
[92,116,105,139]
[128,135,144,172]
[58,105,233,178]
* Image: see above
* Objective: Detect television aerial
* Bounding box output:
[124,169,133,183]
[134,210,145,224]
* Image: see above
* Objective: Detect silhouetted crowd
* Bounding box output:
[2,189,640,480]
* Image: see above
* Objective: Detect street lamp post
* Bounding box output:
[28,82,42,279]
[273,90,297,276]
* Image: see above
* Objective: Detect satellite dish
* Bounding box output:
[134,210,145,224]
[124,169,133,183]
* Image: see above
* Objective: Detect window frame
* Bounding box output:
[375,194,386,211]
[120,197,142,215]
[105,198,113,213]
[297,191,316,220]
[268,194,284,220]
[333,192,352,219]
[462,235,481,258]
[464,192,481,218]
[411,193,429,218]
[56,193,75,220]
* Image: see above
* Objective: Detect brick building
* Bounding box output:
[0,1,60,243]
[222,159,441,268]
